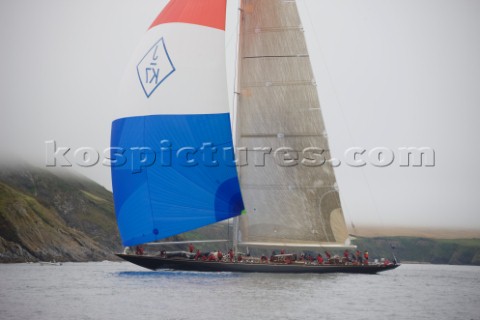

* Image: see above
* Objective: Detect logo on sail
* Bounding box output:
[137,37,175,98]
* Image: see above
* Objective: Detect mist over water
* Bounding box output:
[0,262,479,320]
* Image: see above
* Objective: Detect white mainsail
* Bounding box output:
[235,0,350,247]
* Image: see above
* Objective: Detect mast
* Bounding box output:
[232,0,245,255]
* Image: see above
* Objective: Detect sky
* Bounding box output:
[0,0,479,230]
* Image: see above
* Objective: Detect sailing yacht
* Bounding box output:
[112,0,399,274]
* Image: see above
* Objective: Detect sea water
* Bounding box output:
[0,262,479,320]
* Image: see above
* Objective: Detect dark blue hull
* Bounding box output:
[116,254,400,274]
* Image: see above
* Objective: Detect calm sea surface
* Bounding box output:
[0,262,479,320]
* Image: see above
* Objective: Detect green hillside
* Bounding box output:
[0,164,121,262]
[352,236,480,265]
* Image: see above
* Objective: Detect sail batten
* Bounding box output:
[236,0,349,246]
[243,55,309,58]
[240,134,325,138]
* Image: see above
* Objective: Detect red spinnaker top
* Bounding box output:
[149,0,226,31]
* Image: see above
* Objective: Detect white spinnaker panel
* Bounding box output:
[116,23,229,118]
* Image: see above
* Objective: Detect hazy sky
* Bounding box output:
[0,0,479,230]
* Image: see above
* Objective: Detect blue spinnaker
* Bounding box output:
[111,113,244,246]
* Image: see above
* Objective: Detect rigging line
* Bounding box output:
[300,0,388,244]
[227,218,230,251]
[298,0,355,236]
[231,0,242,144]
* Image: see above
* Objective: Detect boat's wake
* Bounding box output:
[116,270,237,279]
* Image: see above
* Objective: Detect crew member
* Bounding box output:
[325,251,331,260]
[350,252,357,262]
[194,249,201,260]
[207,252,216,261]
[188,243,194,253]
[363,251,369,264]
[343,249,349,261]
[308,254,314,263]
[356,250,362,263]
[317,254,324,264]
